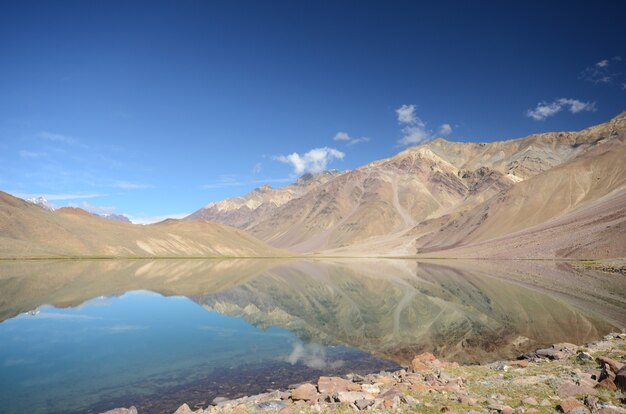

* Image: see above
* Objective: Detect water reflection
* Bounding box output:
[0,258,624,365]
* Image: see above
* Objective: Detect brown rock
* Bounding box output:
[595,378,617,391]
[509,359,529,368]
[279,408,293,414]
[379,387,404,401]
[291,383,318,401]
[522,397,539,406]
[410,383,431,392]
[411,352,438,372]
[317,376,360,394]
[558,381,596,398]
[559,398,588,413]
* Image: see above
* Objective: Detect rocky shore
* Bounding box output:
[105,333,626,414]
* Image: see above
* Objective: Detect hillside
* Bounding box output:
[188,111,626,258]
[0,192,285,258]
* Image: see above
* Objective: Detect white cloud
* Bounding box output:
[396,104,417,124]
[333,132,350,141]
[274,147,345,175]
[252,162,262,175]
[395,104,452,146]
[202,177,292,189]
[333,131,370,146]
[438,124,452,136]
[526,98,596,121]
[580,56,623,84]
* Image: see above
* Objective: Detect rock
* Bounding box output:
[492,361,509,371]
[379,387,404,401]
[317,376,360,394]
[597,408,623,414]
[616,366,626,392]
[336,391,374,403]
[577,352,593,362]
[558,380,596,398]
[540,399,552,407]
[279,408,292,414]
[583,396,597,410]
[537,348,568,360]
[411,352,438,371]
[488,403,513,414]
[401,395,417,405]
[355,399,374,410]
[255,400,288,412]
[211,397,229,406]
[522,397,539,406]
[173,404,194,414]
[559,398,589,413]
[291,383,318,401]
[100,408,138,414]
[360,383,380,394]
[596,378,618,391]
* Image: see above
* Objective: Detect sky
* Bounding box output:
[0,1,624,223]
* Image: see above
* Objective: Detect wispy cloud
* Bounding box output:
[67,201,117,215]
[37,131,77,145]
[396,104,453,146]
[19,150,47,158]
[13,192,110,201]
[333,131,370,146]
[113,181,153,189]
[526,98,596,121]
[274,147,345,175]
[579,56,623,85]
[438,124,452,136]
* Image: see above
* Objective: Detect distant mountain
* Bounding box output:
[0,192,285,258]
[189,111,626,259]
[100,213,131,223]
[187,170,341,228]
[26,196,55,211]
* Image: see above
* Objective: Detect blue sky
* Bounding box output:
[1,1,624,222]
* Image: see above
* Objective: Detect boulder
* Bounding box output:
[559,398,589,414]
[576,352,593,362]
[355,398,375,410]
[410,352,438,372]
[291,383,318,401]
[335,391,374,403]
[317,376,360,394]
[173,404,194,414]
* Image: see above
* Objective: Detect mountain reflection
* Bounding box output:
[0,258,623,364]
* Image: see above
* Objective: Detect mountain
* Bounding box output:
[189,111,626,258]
[0,192,285,258]
[187,170,341,228]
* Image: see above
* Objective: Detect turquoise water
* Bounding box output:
[0,291,394,414]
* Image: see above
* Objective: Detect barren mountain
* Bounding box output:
[190,111,626,258]
[0,191,284,258]
[187,170,341,228]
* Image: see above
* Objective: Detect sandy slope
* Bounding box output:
[0,191,286,258]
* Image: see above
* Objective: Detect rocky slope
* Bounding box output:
[188,111,626,258]
[0,191,285,258]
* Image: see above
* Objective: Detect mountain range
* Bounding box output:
[186,111,626,259]
[1,111,624,258]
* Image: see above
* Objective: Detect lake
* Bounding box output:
[0,259,624,413]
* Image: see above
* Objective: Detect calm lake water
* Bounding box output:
[0,259,624,414]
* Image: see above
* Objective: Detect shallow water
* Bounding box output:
[0,259,624,413]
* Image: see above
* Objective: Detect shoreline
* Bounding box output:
[104,333,626,414]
